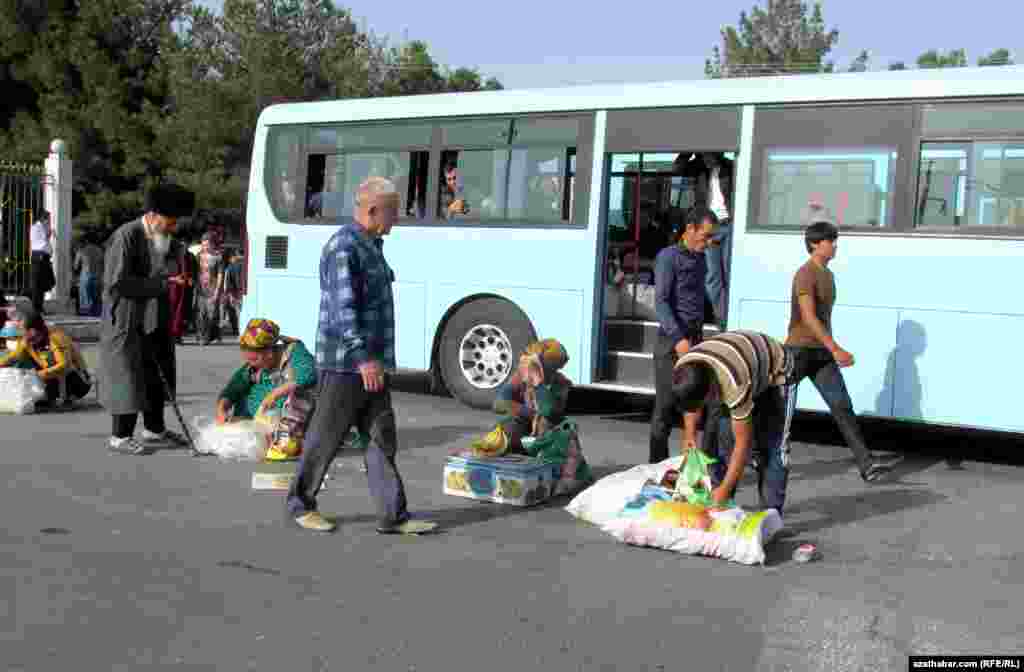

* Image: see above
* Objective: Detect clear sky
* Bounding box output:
[197,0,1020,89]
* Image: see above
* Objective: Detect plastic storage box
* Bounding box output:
[444,452,562,506]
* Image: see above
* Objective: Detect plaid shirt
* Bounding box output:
[315,222,396,373]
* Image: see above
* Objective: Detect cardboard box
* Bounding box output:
[444,452,562,506]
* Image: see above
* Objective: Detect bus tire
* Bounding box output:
[439,298,535,410]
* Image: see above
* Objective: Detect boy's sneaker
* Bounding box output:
[108,437,152,456]
[142,429,191,449]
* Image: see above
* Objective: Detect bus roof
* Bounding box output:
[257,65,1024,128]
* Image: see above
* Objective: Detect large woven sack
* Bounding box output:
[565,457,783,566]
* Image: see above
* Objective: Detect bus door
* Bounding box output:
[596,107,742,389]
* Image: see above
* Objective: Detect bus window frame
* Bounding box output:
[913,98,1024,236]
[747,101,917,234]
[265,121,433,227]
[431,112,591,230]
[264,113,592,230]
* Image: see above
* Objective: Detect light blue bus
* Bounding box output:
[240,65,1024,434]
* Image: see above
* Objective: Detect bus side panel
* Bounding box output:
[736,299,900,417]
[895,311,1024,432]
[730,234,1024,431]
[255,275,320,348]
[394,281,428,370]
[427,284,585,384]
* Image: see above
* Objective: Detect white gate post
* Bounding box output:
[44,139,73,312]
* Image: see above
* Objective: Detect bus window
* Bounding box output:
[436,115,581,226]
[438,149,508,220]
[917,142,1024,230]
[761,148,897,228]
[305,150,430,224]
[266,127,306,222]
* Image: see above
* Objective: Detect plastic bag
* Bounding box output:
[0,369,47,414]
[674,448,735,509]
[192,415,270,461]
[523,419,593,495]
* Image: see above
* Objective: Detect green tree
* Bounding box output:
[705,0,839,78]
[916,49,966,69]
[380,40,446,96]
[978,48,1013,66]
[0,0,193,231]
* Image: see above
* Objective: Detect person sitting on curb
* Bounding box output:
[215,318,317,461]
[469,338,593,495]
[0,303,92,408]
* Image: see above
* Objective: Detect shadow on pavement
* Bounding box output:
[397,425,481,452]
[783,487,946,538]
[762,487,947,567]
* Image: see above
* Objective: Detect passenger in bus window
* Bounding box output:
[649,207,717,465]
[440,163,469,219]
[784,220,896,483]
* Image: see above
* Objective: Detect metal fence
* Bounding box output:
[0,162,50,297]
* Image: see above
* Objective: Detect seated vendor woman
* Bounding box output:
[216,318,316,460]
[0,304,92,408]
[489,338,573,453]
[473,338,592,493]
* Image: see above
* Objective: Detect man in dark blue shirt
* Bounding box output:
[649,207,718,463]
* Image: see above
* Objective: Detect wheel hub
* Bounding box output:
[459,324,513,390]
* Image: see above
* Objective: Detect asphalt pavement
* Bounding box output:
[2,342,1023,671]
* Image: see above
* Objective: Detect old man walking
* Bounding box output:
[100,184,195,455]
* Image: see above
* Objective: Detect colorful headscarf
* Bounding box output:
[520,338,569,385]
[240,318,281,351]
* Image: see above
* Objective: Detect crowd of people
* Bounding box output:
[1,169,899,540]
[652,207,899,516]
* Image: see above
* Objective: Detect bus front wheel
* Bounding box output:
[439,298,536,410]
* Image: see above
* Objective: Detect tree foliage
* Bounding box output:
[916,49,967,69]
[705,0,839,78]
[978,48,1013,66]
[0,0,504,240]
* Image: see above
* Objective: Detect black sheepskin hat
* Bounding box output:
[143,183,196,218]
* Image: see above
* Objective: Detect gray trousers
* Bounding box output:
[286,371,408,528]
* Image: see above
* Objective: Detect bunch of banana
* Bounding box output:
[470,425,508,458]
[446,470,469,492]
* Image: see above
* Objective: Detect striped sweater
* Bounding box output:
[674,330,789,420]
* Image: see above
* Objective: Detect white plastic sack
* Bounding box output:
[0,369,47,415]
[565,457,783,566]
[192,415,270,461]
[565,457,682,526]
[600,506,783,566]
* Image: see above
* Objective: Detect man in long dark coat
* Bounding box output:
[100,184,195,455]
